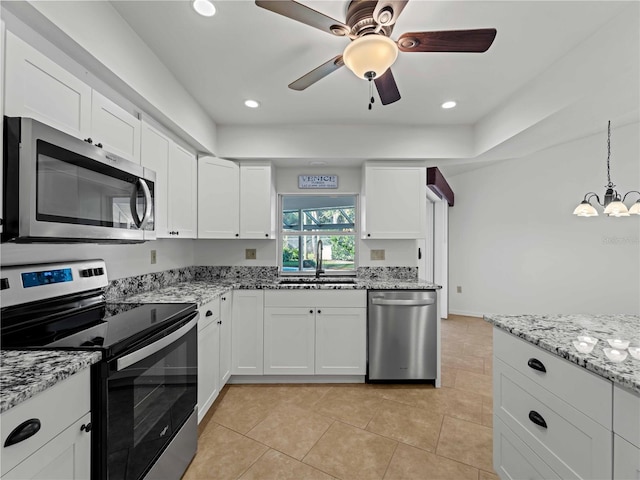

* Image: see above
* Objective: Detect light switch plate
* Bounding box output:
[150,250,157,264]
[370,249,385,261]
[246,248,257,260]
[456,286,462,293]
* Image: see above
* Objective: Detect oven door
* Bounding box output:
[4,116,156,242]
[105,314,197,480]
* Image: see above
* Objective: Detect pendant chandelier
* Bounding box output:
[573,121,640,217]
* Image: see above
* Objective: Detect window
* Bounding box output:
[280,195,357,274]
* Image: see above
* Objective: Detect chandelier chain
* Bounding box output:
[606,120,614,188]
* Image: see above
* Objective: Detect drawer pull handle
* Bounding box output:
[528,410,547,429]
[527,358,546,373]
[4,419,41,447]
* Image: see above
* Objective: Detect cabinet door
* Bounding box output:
[197,321,220,423]
[315,307,366,375]
[264,307,315,375]
[231,290,264,375]
[4,31,91,139]
[614,434,640,480]
[3,413,91,480]
[90,90,141,163]
[140,121,170,237]
[363,166,426,239]
[168,143,197,238]
[198,157,240,238]
[239,165,275,239]
[219,294,233,386]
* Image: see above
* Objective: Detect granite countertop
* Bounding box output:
[0,350,102,414]
[485,314,640,394]
[115,278,440,307]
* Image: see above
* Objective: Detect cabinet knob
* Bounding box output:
[84,138,93,144]
[205,310,213,317]
[235,233,239,237]
[309,310,313,314]
[4,419,41,447]
[527,358,546,373]
[222,297,226,301]
[217,320,222,325]
[81,423,92,433]
[317,309,321,314]
[528,410,547,429]
[176,231,180,236]
[95,142,103,148]
[265,233,269,237]
[367,233,371,237]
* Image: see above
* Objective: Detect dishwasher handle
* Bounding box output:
[371,298,435,306]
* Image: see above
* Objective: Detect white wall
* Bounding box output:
[448,122,640,316]
[1,239,195,280]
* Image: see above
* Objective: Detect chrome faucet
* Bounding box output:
[315,239,324,278]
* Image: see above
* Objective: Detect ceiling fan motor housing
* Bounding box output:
[346,0,394,37]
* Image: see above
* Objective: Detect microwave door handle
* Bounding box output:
[129,179,152,229]
[116,316,198,371]
[138,179,152,229]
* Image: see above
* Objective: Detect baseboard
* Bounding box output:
[448,309,485,319]
[228,375,365,384]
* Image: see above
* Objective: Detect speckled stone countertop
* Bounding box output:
[485,314,640,394]
[0,350,102,414]
[116,278,440,307]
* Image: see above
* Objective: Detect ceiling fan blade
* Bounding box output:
[289,56,345,91]
[373,0,408,27]
[374,69,401,105]
[398,28,497,53]
[255,1,350,37]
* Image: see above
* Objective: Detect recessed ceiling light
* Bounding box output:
[441,101,457,109]
[192,0,216,17]
[244,99,260,108]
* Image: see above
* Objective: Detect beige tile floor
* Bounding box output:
[184,314,498,480]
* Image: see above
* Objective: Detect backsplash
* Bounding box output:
[104,267,195,300]
[356,267,418,281]
[193,266,279,282]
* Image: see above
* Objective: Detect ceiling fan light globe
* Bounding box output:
[573,201,598,217]
[603,200,629,216]
[628,201,640,215]
[343,35,399,79]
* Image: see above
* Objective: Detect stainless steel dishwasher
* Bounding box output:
[367,290,438,382]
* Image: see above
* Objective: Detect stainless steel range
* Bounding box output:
[0,260,199,480]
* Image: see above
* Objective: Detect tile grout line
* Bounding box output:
[380,440,400,480]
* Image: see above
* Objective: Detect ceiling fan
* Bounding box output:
[255,0,497,106]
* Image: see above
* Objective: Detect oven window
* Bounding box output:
[107,322,197,480]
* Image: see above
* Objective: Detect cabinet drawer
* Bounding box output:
[264,290,366,308]
[614,434,640,480]
[494,328,611,426]
[495,358,612,479]
[1,369,91,475]
[614,385,640,448]
[494,416,561,480]
[198,298,221,331]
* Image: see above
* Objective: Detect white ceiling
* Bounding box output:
[110,0,629,128]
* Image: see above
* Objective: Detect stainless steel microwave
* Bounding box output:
[2,117,155,243]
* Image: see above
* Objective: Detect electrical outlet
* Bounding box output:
[456,286,462,293]
[150,250,157,264]
[370,249,385,261]
[245,248,257,260]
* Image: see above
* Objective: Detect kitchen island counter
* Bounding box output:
[485,313,640,393]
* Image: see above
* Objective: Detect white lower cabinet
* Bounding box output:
[219,293,232,385]
[1,370,91,480]
[197,298,221,423]
[263,290,366,376]
[493,327,614,480]
[231,290,264,375]
[613,385,640,480]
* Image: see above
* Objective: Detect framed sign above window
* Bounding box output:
[298,175,338,189]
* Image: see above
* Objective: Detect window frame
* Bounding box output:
[278,193,359,277]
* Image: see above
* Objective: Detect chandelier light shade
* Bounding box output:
[573,121,640,218]
[343,35,399,80]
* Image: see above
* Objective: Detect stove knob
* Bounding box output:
[93,268,104,276]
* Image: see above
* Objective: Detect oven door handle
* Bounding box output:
[116,315,198,371]
[129,179,152,229]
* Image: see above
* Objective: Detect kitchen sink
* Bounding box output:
[277,278,357,285]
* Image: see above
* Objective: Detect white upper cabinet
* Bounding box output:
[141,120,170,237]
[198,157,240,238]
[4,31,91,140]
[168,143,198,238]
[141,120,197,238]
[239,164,276,239]
[90,90,141,163]
[362,165,427,239]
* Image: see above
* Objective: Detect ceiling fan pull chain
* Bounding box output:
[368,78,375,110]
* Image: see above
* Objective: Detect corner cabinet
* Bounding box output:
[239,164,276,239]
[1,370,92,480]
[198,157,240,238]
[141,119,197,238]
[362,165,426,239]
[263,290,366,375]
